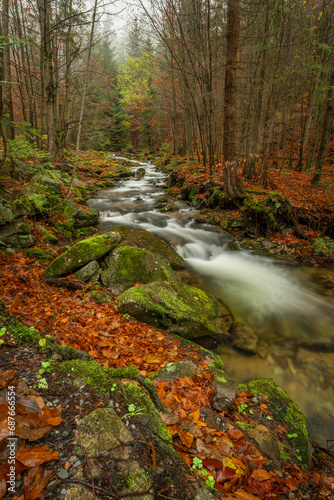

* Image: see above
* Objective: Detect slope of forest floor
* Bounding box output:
[0,149,334,499]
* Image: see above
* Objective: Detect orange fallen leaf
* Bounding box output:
[16,426,52,441]
[16,445,59,467]
[251,469,272,481]
[0,370,17,389]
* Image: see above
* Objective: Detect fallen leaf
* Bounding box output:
[23,465,52,500]
[16,426,52,442]
[16,445,59,467]
[0,370,17,389]
[251,469,272,481]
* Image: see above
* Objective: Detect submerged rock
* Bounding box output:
[117,281,218,339]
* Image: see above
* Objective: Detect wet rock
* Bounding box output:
[230,322,259,353]
[212,369,236,412]
[262,241,277,250]
[73,207,99,229]
[137,167,146,176]
[245,424,281,464]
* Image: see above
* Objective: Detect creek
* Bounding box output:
[88,157,334,447]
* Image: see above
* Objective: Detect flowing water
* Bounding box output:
[89,157,334,447]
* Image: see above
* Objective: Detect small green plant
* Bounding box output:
[37,378,49,390]
[0,327,6,345]
[111,383,117,392]
[123,313,131,320]
[278,444,291,461]
[38,360,52,375]
[121,403,145,419]
[311,237,334,256]
[237,403,248,415]
[191,457,215,488]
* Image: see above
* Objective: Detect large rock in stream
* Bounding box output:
[100,245,181,295]
[117,281,219,339]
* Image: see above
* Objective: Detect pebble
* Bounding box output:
[62,431,70,438]
[60,489,67,495]
[80,399,84,406]
[47,480,60,491]
[46,402,53,408]
[57,468,69,479]
[73,460,81,467]
[53,399,59,404]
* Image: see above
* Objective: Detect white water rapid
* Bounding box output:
[89,156,334,445]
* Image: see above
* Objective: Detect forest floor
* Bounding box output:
[0,150,334,499]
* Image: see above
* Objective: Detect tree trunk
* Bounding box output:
[37,0,55,162]
[223,0,242,196]
[1,0,15,139]
[311,68,334,186]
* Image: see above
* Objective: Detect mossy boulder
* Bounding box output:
[117,281,218,339]
[100,246,180,295]
[33,174,62,195]
[4,234,36,248]
[237,378,309,467]
[42,233,121,278]
[25,248,54,261]
[0,202,14,223]
[108,226,184,270]
[75,407,134,459]
[36,225,58,244]
[0,219,31,238]
[73,207,99,229]
[75,226,97,238]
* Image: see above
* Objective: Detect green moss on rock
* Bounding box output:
[25,248,54,261]
[237,378,309,467]
[117,281,218,339]
[100,246,180,295]
[42,233,121,277]
[108,226,184,269]
[122,384,172,445]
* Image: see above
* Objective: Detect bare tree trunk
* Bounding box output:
[311,68,334,185]
[223,0,242,196]
[38,0,55,162]
[1,0,15,139]
[61,0,98,204]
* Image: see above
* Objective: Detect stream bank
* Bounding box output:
[1,150,334,499]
